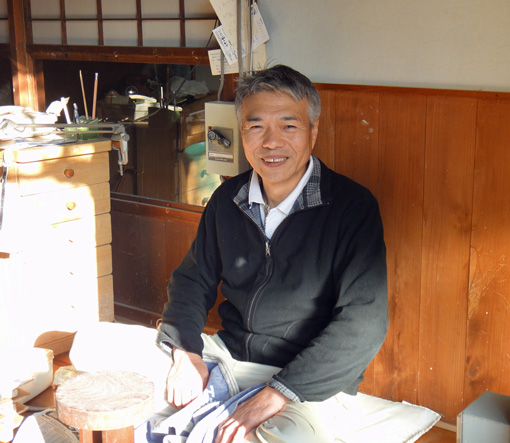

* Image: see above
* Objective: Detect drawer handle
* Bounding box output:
[66,202,76,211]
[64,168,75,178]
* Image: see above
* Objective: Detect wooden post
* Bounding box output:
[7,0,44,110]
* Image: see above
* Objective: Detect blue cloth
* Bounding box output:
[186,383,264,443]
[147,360,264,443]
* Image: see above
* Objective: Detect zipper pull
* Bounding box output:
[265,241,271,256]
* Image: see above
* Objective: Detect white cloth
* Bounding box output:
[69,323,440,443]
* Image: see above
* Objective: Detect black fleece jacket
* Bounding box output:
[159,156,388,402]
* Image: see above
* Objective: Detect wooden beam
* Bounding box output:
[315,83,510,101]
[96,0,104,45]
[27,44,215,65]
[179,0,186,47]
[135,0,143,47]
[7,0,40,109]
[59,0,67,45]
[33,59,46,111]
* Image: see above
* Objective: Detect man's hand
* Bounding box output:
[167,347,209,408]
[214,386,288,443]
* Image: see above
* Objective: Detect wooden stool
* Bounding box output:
[56,370,154,443]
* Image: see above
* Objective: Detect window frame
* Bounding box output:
[28,0,217,48]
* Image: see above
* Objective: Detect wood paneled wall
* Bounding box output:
[112,83,510,424]
[315,84,510,423]
[112,196,203,327]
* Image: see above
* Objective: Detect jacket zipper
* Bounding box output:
[244,253,272,360]
[263,204,271,257]
[244,204,272,360]
[240,203,321,360]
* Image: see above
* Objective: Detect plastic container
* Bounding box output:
[0,346,54,403]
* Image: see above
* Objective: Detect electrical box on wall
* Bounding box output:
[205,101,250,176]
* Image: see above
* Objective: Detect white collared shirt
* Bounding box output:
[248,156,314,239]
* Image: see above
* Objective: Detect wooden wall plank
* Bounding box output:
[334,91,380,197]
[315,89,336,170]
[111,200,200,323]
[112,211,168,315]
[465,99,510,406]
[330,90,380,393]
[418,96,477,420]
[372,92,427,403]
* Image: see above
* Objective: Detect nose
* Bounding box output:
[262,127,283,150]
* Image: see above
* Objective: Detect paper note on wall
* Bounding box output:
[251,3,269,50]
[209,0,238,45]
[209,0,269,64]
[209,44,267,76]
[213,25,238,65]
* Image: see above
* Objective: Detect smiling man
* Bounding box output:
[240,89,319,208]
[158,65,388,443]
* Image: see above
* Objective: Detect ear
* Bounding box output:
[310,119,320,151]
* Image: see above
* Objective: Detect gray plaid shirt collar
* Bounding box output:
[233,155,323,228]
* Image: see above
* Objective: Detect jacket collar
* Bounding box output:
[233,155,326,219]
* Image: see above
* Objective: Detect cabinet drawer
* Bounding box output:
[20,182,110,225]
[98,274,114,322]
[16,152,109,196]
[33,244,112,279]
[67,274,114,323]
[49,214,112,247]
[1,139,111,163]
[66,244,112,278]
[5,214,111,255]
[7,243,112,282]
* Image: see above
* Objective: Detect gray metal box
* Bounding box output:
[457,391,510,442]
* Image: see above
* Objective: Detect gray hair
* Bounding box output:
[234,65,321,127]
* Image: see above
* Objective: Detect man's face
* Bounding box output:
[240,91,319,196]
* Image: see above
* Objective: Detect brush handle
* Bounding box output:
[92,73,98,120]
[79,70,89,120]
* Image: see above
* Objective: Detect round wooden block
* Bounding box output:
[56,370,154,431]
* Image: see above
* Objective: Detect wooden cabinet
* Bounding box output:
[0,139,114,354]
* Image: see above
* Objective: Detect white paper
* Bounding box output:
[208,49,239,75]
[212,25,238,65]
[209,44,267,76]
[251,3,269,50]
[209,0,238,45]
[209,0,269,64]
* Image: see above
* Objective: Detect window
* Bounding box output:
[29,0,217,47]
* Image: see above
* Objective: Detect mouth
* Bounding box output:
[262,157,287,164]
